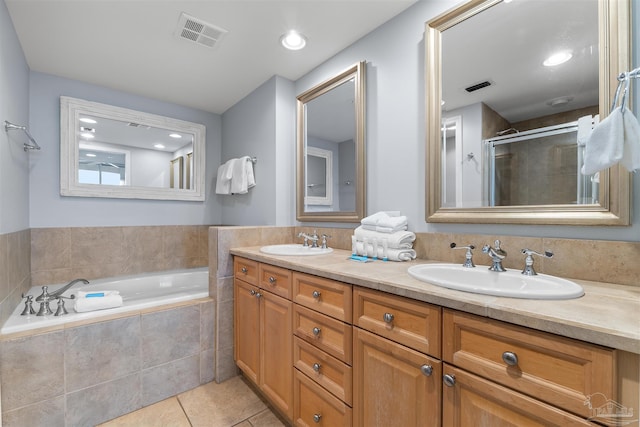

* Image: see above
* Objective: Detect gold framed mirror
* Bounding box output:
[425,0,631,225]
[296,61,366,222]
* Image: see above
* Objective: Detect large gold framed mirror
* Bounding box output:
[426,0,631,225]
[297,61,366,222]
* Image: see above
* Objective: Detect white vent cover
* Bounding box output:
[176,12,228,48]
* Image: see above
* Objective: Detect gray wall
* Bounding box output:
[220,75,295,226]
[27,72,222,227]
[294,0,640,241]
[0,0,30,234]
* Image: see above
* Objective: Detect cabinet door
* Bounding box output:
[260,290,293,419]
[353,328,441,427]
[442,364,598,426]
[234,278,260,384]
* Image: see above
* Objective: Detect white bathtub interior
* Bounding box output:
[1,267,209,335]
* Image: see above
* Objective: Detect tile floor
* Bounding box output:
[98,376,287,427]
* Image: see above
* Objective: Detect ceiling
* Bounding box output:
[442,0,599,124]
[5,0,416,115]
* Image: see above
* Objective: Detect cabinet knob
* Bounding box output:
[502,351,518,366]
[313,363,321,373]
[383,312,394,323]
[268,276,276,284]
[313,414,322,423]
[420,364,433,376]
[241,267,248,274]
[255,292,262,299]
[249,289,256,296]
[312,327,322,337]
[443,374,456,387]
[312,290,321,299]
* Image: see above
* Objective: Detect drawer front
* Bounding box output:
[294,304,353,364]
[234,257,258,285]
[442,364,597,427]
[293,272,352,322]
[259,263,292,299]
[294,369,352,427]
[353,287,441,358]
[443,309,615,418]
[294,336,352,406]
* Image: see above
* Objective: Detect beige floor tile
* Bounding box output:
[97,397,190,427]
[179,376,267,427]
[247,409,287,427]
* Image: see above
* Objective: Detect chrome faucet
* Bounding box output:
[298,230,319,248]
[450,242,475,268]
[46,278,90,300]
[521,249,553,276]
[482,239,507,272]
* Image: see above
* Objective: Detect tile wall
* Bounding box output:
[0,229,32,335]
[0,299,214,427]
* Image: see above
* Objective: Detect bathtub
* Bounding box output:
[1,267,209,335]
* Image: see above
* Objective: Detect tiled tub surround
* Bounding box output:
[0,298,215,427]
[208,225,640,385]
[0,229,32,335]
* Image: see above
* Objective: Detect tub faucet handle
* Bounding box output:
[35,285,51,302]
[20,294,36,316]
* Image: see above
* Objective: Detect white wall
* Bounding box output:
[0,0,30,233]
[293,0,640,241]
[27,72,223,227]
[220,75,295,226]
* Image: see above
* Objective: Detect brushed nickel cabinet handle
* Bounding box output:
[313,363,321,373]
[269,276,276,284]
[312,290,321,299]
[313,414,322,423]
[502,351,518,366]
[421,364,433,376]
[443,374,456,387]
[383,312,394,323]
[241,267,248,274]
[312,327,321,336]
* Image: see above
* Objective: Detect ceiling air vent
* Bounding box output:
[176,12,228,49]
[465,80,492,93]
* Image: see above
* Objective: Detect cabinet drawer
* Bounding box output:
[443,309,615,419]
[294,336,352,406]
[294,369,352,427]
[442,364,598,426]
[259,263,292,299]
[293,272,352,322]
[353,287,441,358]
[294,304,352,364]
[234,257,258,285]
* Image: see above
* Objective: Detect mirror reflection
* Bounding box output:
[61,96,206,201]
[426,0,631,225]
[297,61,366,222]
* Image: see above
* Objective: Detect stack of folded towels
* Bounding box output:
[352,211,417,261]
[74,290,123,313]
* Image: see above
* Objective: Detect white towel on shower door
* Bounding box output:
[581,107,625,175]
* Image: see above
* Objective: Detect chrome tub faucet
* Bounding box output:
[482,239,507,272]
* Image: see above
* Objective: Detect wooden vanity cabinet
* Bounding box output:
[352,287,442,427]
[234,258,293,420]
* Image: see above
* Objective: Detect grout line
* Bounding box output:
[175,395,194,427]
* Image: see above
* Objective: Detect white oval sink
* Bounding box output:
[407,263,584,300]
[260,244,333,256]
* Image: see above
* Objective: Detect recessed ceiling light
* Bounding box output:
[154,143,165,149]
[169,133,182,139]
[280,30,307,51]
[80,133,95,139]
[86,153,96,157]
[543,51,572,67]
[79,117,97,124]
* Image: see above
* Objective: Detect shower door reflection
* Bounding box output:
[486,121,598,206]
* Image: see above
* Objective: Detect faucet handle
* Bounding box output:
[20,294,36,316]
[321,234,331,249]
[450,243,476,268]
[35,286,50,302]
[521,249,553,276]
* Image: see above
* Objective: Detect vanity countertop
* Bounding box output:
[230,246,640,354]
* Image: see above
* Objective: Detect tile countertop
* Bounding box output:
[230,246,640,355]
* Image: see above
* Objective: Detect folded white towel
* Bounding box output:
[360,211,407,231]
[361,224,408,233]
[620,110,640,172]
[215,159,234,194]
[230,156,256,194]
[74,291,123,313]
[582,107,625,175]
[355,242,416,261]
[576,114,596,147]
[354,226,415,249]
